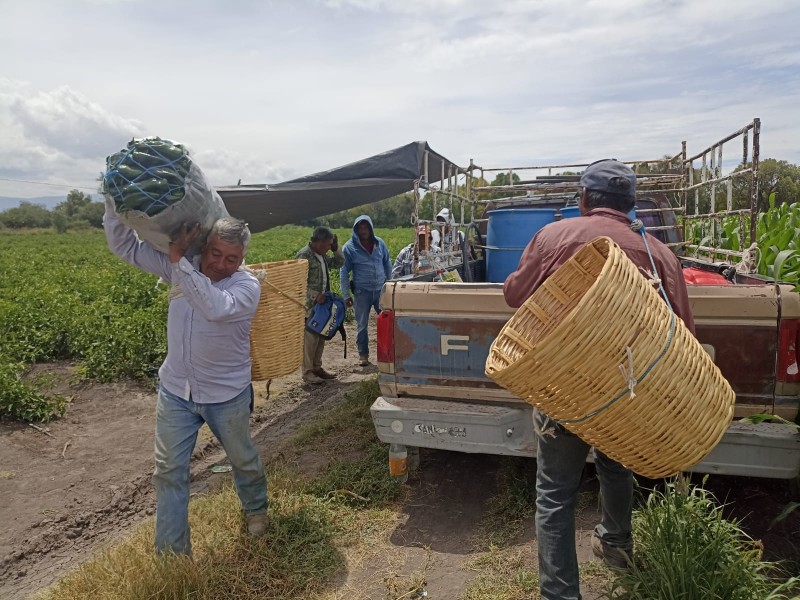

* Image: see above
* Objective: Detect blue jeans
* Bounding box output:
[153,384,267,555]
[534,410,632,600]
[354,288,382,357]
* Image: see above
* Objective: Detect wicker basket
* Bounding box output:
[485,236,735,478]
[247,259,308,381]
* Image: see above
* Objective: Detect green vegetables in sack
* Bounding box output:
[102,137,193,216]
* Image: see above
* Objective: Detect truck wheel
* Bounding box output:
[789,475,800,501]
[407,446,420,471]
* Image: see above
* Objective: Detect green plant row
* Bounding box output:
[0,227,416,422]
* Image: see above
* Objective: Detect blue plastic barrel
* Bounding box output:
[486,207,580,283]
[561,206,580,219]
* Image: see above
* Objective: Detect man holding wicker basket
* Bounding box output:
[503,159,694,600]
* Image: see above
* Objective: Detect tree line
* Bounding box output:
[2,159,798,231]
[0,190,103,231]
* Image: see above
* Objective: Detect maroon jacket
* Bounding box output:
[503,208,695,334]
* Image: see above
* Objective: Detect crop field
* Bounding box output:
[0,226,415,421]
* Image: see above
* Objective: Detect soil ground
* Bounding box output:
[2,322,799,600]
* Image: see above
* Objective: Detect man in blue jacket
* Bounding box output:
[340,215,392,366]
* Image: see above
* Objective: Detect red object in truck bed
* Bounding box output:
[683,267,732,285]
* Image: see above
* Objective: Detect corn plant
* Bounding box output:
[689,194,800,290]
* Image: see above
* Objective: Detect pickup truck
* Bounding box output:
[370,120,800,481]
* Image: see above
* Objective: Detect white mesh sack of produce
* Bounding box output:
[101,137,230,255]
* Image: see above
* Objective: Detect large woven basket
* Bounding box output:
[247,259,308,381]
[485,236,735,478]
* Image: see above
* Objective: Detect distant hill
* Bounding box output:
[0,196,69,211]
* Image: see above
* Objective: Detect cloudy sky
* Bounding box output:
[1,0,798,200]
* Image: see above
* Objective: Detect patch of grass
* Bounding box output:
[307,440,407,510]
[473,458,600,553]
[460,547,539,600]
[38,378,404,600]
[474,457,536,549]
[382,548,431,600]
[580,560,615,596]
[606,476,800,600]
[40,484,345,600]
[294,377,380,449]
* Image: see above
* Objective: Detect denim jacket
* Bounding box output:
[340,214,392,300]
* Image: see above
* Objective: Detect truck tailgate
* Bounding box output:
[384,281,517,403]
[381,280,797,419]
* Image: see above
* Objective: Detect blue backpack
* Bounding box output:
[306,292,347,354]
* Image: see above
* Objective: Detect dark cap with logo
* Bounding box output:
[579,159,637,199]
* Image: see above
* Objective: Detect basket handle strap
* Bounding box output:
[262,279,307,310]
[243,265,308,310]
[631,219,673,311]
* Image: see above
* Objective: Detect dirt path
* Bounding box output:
[0,327,365,600]
[2,321,798,600]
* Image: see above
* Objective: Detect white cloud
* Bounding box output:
[10,85,145,159]
[192,147,291,187]
[0,80,141,196]
[0,0,798,201]
[0,79,291,197]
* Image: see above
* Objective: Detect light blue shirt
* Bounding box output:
[103,207,260,404]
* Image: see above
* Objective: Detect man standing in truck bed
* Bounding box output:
[503,159,695,600]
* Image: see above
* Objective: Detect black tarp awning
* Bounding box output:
[216,141,464,233]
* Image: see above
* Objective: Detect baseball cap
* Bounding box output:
[579,159,637,199]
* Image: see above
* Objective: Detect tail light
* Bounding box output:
[777,319,800,383]
[377,309,395,364]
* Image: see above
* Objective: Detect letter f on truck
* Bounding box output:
[441,334,469,356]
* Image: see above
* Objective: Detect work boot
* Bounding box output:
[592,534,632,571]
[246,513,268,537]
[314,368,336,380]
[359,354,371,367]
[303,371,324,385]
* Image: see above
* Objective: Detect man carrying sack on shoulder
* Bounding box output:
[503,159,695,600]
[296,226,345,384]
[103,203,268,556]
